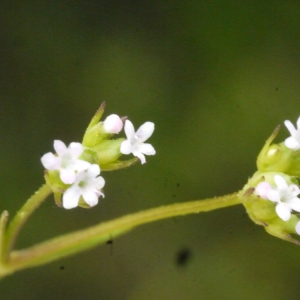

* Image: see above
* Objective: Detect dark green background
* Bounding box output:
[1,1,300,299]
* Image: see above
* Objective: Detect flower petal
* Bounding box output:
[95,176,105,190]
[138,143,156,155]
[284,137,300,150]
[120,140,132,154]
[275,203,291,221]
[54,140,67,155]
[124,120,135,140]
[82,190,99,207]
[274,175,288,190]
[60,169,76,184]
[267,190,280,203]
[73,159,91,172]
[288,184,300,197]
[63,185,81,209]
[284,120,297,136]
[132,151,146,164]
[296,116,300,130]
[136,122,154,142]
[87,164,100,177]
[69,142,84,157]
[41,152,60,170]
[288,198,300,212]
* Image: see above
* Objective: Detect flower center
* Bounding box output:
[61,153,73,168]
[78,179,87,189]
[130,135,142,146]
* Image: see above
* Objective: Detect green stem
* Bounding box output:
[0,211,9,262]
[5,192,241,276]
[3,184,52,259]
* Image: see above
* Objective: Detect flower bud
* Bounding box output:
[103,114,123,134]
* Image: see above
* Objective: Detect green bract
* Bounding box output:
[257,126,300,176]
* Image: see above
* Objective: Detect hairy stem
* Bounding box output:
[5,192,241,275]
[3,184,52,259]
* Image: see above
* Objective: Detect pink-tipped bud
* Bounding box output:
[255,181,272,200]
[103,114,123,134]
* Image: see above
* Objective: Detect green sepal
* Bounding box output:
[92,139,124,165]
[101,157,139,171]
[243,171,298,189]
[264,214,300,245]
[257,126,300,176]
[44,170,68,194]
[54,192,63,207]
[242,188,278,225]
[79,148,99,165]
[82,102,109,148]
[85,102,106,129]
[81,139,132,171]
[44,171,68,207]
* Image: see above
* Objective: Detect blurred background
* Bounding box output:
[1,1,300,299]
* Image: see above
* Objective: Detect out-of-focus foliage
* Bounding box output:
[1,1,300,299]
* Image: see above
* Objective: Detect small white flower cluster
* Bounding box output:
[255,117,300,234]
[255,175,300,222]
[41,140,105,209]
[41,115,155,209]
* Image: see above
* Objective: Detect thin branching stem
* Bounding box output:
[5,192,241,275]
[3,184,52,259]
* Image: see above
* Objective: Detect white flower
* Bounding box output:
[284,117,300,150]
[120,120,156,164]
[255,175,300,221]
[62,164,105,209]
[41,140,91,184]
[104,114,123,134]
